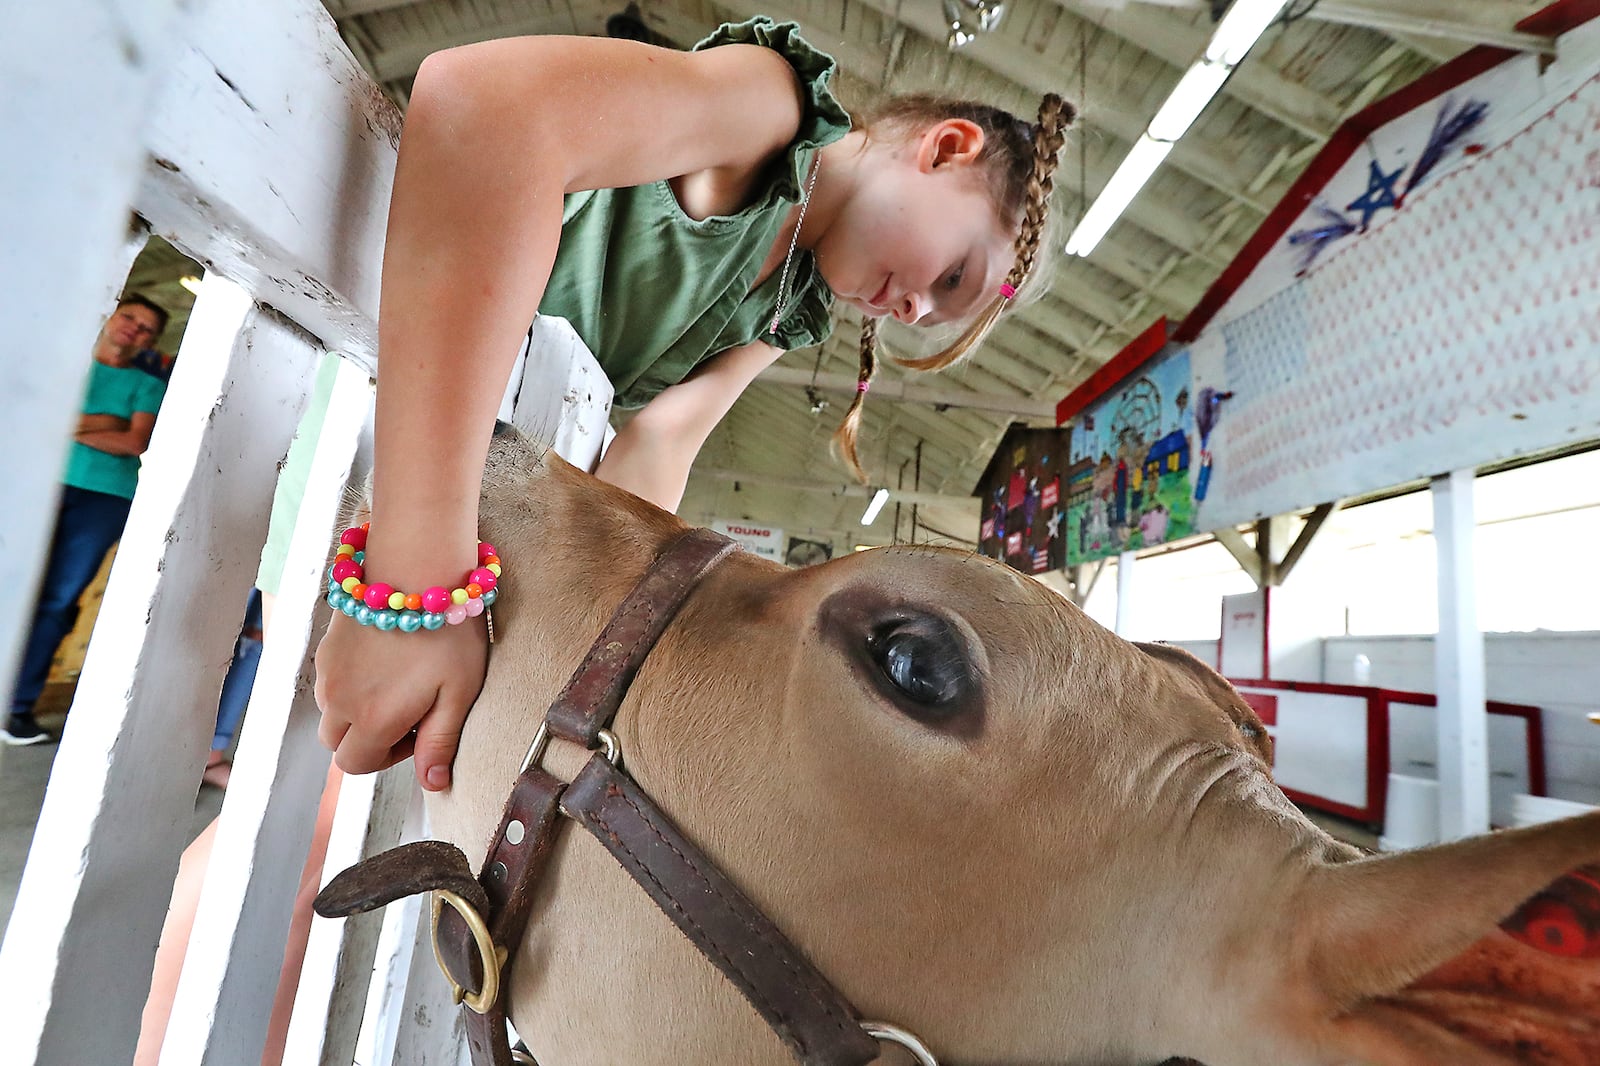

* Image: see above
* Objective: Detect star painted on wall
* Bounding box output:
[1346,159,1404,231]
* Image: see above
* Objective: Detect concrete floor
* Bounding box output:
[0,683,225,937]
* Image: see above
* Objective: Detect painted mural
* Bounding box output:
[1065,348,1215,566]
[975,426,1068,575]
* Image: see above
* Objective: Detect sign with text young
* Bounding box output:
[711,520,784,562]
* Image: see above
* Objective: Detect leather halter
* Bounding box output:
[315,527,886,1066]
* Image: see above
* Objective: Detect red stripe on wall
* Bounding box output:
[1055,318,1168,425]
[1518,0,1600,35]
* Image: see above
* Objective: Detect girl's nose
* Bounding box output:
[894,291,927,325]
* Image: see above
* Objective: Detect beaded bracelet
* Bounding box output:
[324,523,502,633]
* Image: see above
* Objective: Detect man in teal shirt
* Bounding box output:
[4,296,170,745]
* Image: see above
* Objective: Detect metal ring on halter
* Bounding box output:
[510,1051,537,1065]
[861,1020,940,1065]
[430,889,504,1014]
[520,721,623,776]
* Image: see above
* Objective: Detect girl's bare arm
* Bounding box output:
[319,37,806,786]
[596,340,784,513]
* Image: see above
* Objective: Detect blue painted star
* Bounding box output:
[1346,159,1403,231]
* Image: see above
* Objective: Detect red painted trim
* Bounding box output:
[1518,0,1600,35]
[1239,690,1278,726]
[1525,707,1548,797]
[1230,678,1377,697]
[1229,678,1548,823]
[1055,318,1168,425]
[1280,787,1374,826]
[1369,693,1392,831]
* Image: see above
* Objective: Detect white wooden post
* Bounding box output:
[281,763,417,1065]
[0,0,189,693]
[346,788,433,1066]
[1432,468,1490,839]
[0,278,324,1064]
[160,354,370,1066]
[1114,550,1137,637]
[6,3,618,1060]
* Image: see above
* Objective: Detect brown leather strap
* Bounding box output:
[314,840,487,920]
[562,755,881,1066]
[312,842,520,1066]
[544,527,738,747]
[449,528,739,1065]
[447,765,567,1066]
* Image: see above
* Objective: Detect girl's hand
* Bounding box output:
[313,611,488,791]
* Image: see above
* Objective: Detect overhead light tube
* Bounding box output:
[1063,0,1287,258]
[1064,135,1173,256]
[1206,0,1291,66]
[860,487,891,526]
[1147,59,1233,142]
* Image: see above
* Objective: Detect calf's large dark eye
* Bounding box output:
[867,616,974,714]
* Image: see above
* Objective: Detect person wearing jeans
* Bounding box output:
[5,296,169,745]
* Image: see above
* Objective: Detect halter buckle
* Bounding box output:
[430,889,506,1014]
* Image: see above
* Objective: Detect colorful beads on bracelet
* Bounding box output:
[324,524,502,633]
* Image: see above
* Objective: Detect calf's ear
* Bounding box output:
[1300,812,1600,1065]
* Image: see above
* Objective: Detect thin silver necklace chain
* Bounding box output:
[769,152,821,336]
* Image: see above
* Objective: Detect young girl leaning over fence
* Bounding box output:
[139,18,1072,1062]
[315,16,1073,791]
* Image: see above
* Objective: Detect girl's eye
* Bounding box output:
[944,264,966,291]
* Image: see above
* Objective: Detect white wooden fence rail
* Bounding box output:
[1,1,613,1063]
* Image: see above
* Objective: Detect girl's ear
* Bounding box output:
[915,118,986,172]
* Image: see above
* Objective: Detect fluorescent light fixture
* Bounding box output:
[1064,135,1173,257]
[178,274,204,295]
[1062,0,1287,259]
[860,487,891,526]
[1148,60,1232,142]
[1205,0,1291,66]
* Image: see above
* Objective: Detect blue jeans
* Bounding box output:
[10,486,134,715]
[212,588,263,750]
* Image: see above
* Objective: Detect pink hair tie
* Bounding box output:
[857,380,871,394]
[998,283,1017,300]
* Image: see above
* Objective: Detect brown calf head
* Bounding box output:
[428,434,1600,1066]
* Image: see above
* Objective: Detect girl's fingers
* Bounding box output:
[412,698,470,792]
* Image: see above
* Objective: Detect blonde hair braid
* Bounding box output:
[830,317,879,483]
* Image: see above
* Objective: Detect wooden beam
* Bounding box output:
[756,364,1056,418]
[1276,501,1341,584]
[1213,526,1263,587]
[1056,0,1341,141]
[690,467,981,512]
[1254,514,1295,586]
[1068,558,1106,607]
[1310,1,1557,55]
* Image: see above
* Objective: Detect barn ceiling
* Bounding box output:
[142,0,1558,554]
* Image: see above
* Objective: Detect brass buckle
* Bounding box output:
[430,889,506,1014]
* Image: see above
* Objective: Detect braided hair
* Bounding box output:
[833,93,1075,482]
